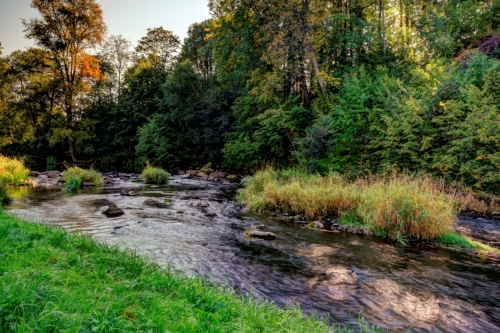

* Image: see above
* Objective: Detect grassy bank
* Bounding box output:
[0,212,384,332]
[62,167,103,192]
[438,232,500,254]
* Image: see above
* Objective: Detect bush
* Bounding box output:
[141,165,170,184]
[62,167,103,192]
[0,155,30,185]
[238,169,458,242]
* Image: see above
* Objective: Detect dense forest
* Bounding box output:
[0,0,499,193]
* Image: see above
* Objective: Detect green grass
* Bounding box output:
[141,165,170,184]
[238,169,457,242]
[0,155,30,185]
[62,167,103,193]
[438,232,500,254]
[0,212,386,333]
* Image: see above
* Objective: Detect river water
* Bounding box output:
[6,177,500,333]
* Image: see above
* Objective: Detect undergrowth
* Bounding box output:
[238,169,458,242]
[62,167,103,192]
[141,165,170,184]
[0,212,386,332]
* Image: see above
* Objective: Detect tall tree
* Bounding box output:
[100,34,132,99]
[135,27,180,71]
[23,0,107,161]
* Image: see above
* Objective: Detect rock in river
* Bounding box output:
[244,229,276,240]
[120,188,140,196]
[103,203,124,217]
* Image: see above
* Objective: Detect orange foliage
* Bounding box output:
[77,53,105,82]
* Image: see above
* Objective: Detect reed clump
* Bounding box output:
[0,154,30,185]
[62,166,103,192]
[141,165,170,184]
[238,169,458,241]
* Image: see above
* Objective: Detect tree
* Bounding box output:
[100,35,132,99]
[23,0,107,161]
[135,27,180,71]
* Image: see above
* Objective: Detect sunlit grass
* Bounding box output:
[62,166,103,192]
[238,169,457,242]
[141,165,170,184]
[0,154,30,185]
[438,232,500,254]
[0,212,387,333]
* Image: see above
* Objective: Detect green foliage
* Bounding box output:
[0,212,388,333]
[141,165,170,184]
[0,155,30,185]
[46,156,56,171]
[62,167,103,192]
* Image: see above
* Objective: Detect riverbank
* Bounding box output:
[238,169,500,255]
[0,211,384,332]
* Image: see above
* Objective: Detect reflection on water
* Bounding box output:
[6,177,500,333]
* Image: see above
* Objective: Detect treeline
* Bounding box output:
[0,0,499,193]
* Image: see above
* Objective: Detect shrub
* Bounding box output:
[62,167,103,192]
[141,165,170,184]
[0,155,30,185]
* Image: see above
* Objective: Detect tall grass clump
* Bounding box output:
[355,174,456,241]
[46,156,57,170]
[0,155,30,185]
[239,169,457,242]
[62,166,103,192]
[141,165,170,184]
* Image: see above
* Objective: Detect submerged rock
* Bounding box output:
[206,211,217,217]
[120,188,140,196]
[143,199,169,209]
[244,229,276,240]
[103,203,124,217]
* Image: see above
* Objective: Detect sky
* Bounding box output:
[0,0,211,55]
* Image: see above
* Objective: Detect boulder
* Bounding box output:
[178,170,186,175]
[244,229,276,240]
[208,173,219,181]
[181,173,192,179]
[226,174,238,180]
[45,171,60,178]
[187,170,200,175]
[222,181,231,185]
[29,171,40,177]
[205,211,217,217]
[197,172,208,178]
[103,203,124,217]
[216,172,227,178]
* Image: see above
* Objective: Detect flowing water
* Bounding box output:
[6,177,500,333]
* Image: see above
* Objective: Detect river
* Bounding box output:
[6,176,500,333]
